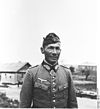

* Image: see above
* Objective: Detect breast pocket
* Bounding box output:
[34,82,49,90]
[57,83,69,99]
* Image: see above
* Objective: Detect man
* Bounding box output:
[19,33,78,108]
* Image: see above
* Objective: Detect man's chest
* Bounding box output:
[33,68,69,92]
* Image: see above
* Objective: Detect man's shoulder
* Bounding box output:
[28,65,40,71]
[59,64,71,73]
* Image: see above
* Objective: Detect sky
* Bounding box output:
[0,0,98,66]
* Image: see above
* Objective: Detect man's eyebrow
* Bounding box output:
[48,46,60,48]
[48,46,54,48]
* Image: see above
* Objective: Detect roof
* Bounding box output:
[0,62,31,73]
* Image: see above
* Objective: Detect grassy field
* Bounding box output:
[72,71,97,92]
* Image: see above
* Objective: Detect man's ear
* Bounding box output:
[40,47,45,54]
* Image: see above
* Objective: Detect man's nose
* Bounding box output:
[52,48,57,54]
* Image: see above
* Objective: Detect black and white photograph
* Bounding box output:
[0,0,99,108]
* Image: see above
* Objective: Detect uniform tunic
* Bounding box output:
[19,63,78,108]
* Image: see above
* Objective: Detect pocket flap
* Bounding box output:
[34,82,48,90]
[58,83,68,91]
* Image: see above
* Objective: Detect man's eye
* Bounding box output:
[46,46,60,52]
[56,47,60,50]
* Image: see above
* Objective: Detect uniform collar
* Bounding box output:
[42,60,59,72]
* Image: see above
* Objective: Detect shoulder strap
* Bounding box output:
[60,65,69,69]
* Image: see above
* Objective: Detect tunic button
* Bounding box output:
[52,88,56,92]
[53,82,55,84]
[52,82,56,87]
[53,100,56,102]
[52,76,56,79]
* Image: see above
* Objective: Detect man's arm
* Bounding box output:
[19,69,33,108]
[67,70,78,108]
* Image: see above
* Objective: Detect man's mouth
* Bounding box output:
[51,57,58,60]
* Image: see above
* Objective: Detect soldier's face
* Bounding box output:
[42,42,61,65]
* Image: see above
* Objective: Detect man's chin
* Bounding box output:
[45,58,58,65]
[49,59,58,65]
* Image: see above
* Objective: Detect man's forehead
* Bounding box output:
[46,42,61,48]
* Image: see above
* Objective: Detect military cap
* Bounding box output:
[42,33,61,48]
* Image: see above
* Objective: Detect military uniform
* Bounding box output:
[20,61,78,108]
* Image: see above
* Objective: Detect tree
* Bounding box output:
[81,66,90,80]
[85,69,90,80]
[69,66,75,74]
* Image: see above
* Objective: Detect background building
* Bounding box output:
[0,62,31,84]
